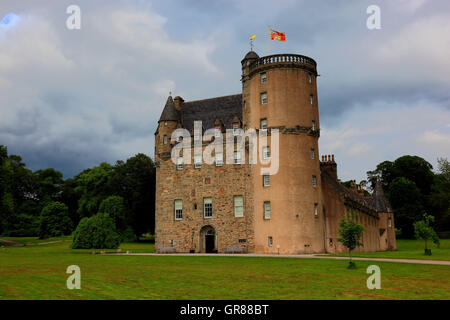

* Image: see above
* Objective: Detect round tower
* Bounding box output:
[155,95,180,163]
[241,51,325,254]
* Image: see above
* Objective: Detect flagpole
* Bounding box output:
[268,25,271,56]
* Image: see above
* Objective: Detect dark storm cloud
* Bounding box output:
[0,0,449,179]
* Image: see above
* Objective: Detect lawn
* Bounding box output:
[0,240,449,300]
[328,239,450,261]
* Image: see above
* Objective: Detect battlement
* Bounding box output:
[247,53,317,77]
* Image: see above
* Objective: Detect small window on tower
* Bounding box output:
[263,174,270,187]
[268,236,273,247]
[264,202,271,219]
[261,92,268,105]
[311,148,315,159]
[308,73,312,84]
[312,175,317,187]
[314,203,318,216]
[260,72,267,84]
[174,199,182,220]
[163,135,168,145]
[311,120,316,131]
[388,218,392,228]
[164,121,168,126]
[310,94,314,105]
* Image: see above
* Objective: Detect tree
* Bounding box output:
[75,162,114,218]
[98,196,133,240]
[337,213,365,268]
[60,177,81,228]
[367,160,394,191]
[388,177,424,238]
[38,202,73,238]
[71,213,121,249]
[414,213,440,255]
[111,154,155,238]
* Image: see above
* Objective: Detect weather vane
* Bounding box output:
[249,34,256,51]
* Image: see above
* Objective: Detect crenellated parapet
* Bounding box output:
[246,54,317,78]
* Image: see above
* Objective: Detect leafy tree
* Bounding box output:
[387,177,424,238]
[437,157,450,182]
[111,154,155,238]
[367,160,395,191]
[75,162,114,218]
[34,168,64,206]
[71,213,121,249]
[337,213,365,268]
[414,213,440,255]
[98,196,129,235]
[393,156,434,195]
[61,178,81,228]
[39,202,73,238]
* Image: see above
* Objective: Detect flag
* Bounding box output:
[270,29,286,41]
[250,34,256,40]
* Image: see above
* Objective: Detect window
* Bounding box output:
[215,152,223,166]
[260,72,267,84]
[243,100,247,109]
[234,151,242,164]
[308,73,312,84]
[260,92,268,105]
[263,174,270,187]
[194,154,202,168]
[163,135,168,145]
[312,175,317,187]
[214,126,222,138]
[388,218,392,228]
[234,195,244,217]
[263,146,270,159]
[314,203,318,216]
[178,136,183,142]
[177,157,184,170]
[233,123,240,136]
[204,198,213,218]
[329,238,333,246]
[239,239,247,243]
[310,94,314,105]
[260,118,268,130]
[268,236,273,247]
[311,120,316,130]
[311,148,315,159]
[174,199,182,220]
[164,121,168,126]
[264,202,271,219]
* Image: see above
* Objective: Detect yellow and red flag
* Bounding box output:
[270,29,286,41]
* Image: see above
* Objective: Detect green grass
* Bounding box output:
[0,241,449,300]
[327,239,450,261]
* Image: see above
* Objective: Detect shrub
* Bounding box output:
[71,213,121,249]
[39,202,72,238]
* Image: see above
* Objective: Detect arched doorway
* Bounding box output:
[199,225,216,253]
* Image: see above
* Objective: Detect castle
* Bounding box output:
[154,50,397,254]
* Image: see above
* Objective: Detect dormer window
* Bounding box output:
[233,123,240,136]
[260,72,267,84]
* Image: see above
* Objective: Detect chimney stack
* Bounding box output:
[320,154,338,180]
[174,96,184,111]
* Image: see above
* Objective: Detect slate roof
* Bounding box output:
[368,181,393,213]
[159,96,180,122]
[180,94,242,134]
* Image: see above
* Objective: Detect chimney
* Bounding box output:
[174,96,184,111]
[320,154,337,180]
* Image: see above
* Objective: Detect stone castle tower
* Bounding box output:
[154,50,396,254]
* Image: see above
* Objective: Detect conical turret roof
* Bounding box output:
[159,96,180,122]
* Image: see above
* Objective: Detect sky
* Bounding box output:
[0,0,449,182]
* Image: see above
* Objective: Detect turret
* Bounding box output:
[155,95,180,161]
